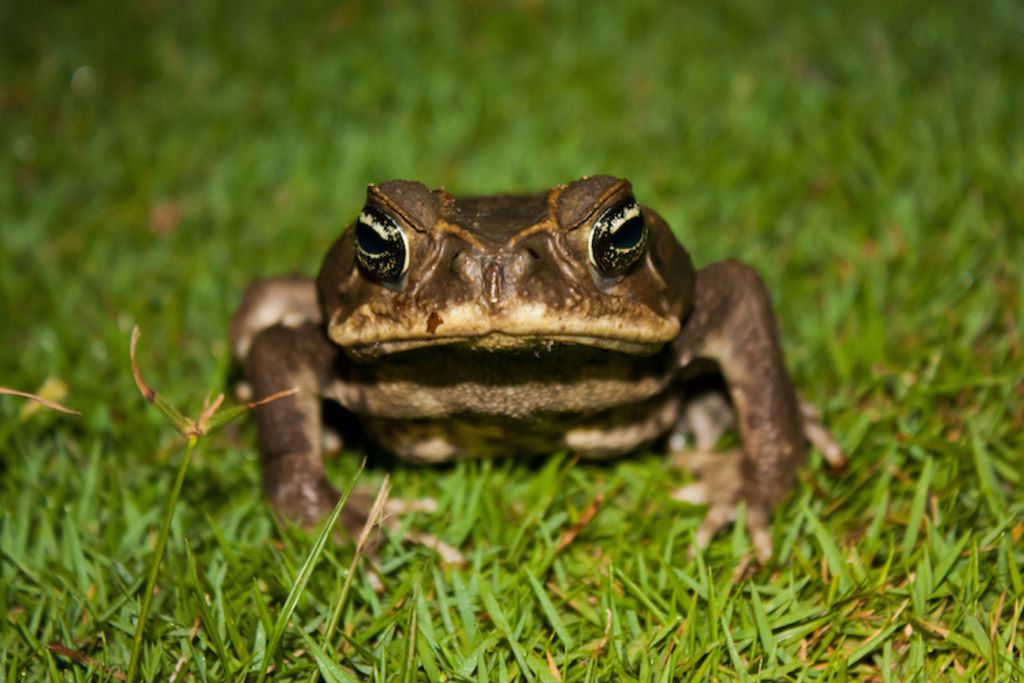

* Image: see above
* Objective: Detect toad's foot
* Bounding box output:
[669,448,773,561]
[667,392,846,560]
[266,474,461,564]
[668,393,772,559]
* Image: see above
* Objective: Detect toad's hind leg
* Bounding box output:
[230,276,325,403]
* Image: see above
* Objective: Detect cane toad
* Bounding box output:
[230,176,844,559]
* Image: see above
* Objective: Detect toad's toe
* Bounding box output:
[671,482,709,505]
[748,521,773,562]
[688,499,774,561]
[799,400,847,468]
[693,502,738,552]
[385,497,438,515]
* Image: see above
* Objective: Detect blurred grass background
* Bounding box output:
[2,0,1022,679]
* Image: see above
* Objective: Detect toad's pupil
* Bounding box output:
[611,215,644,250]
[356,221,389,255]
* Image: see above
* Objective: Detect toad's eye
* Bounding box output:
[354,205,409,281]
[588,198,647,276]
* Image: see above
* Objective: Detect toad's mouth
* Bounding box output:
[328,301,680,359]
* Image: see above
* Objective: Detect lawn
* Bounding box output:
[2,0,1022,679]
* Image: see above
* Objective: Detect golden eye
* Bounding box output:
[588,198,647,276]
[354,205,409,280]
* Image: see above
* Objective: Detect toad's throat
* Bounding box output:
[329,343,681,421]
[328,301,680,358]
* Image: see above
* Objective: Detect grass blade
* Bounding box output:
[526,571,574,649]
[901,456,933,561]
[299,632,361,683]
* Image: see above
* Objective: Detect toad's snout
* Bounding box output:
[451,248,541,309]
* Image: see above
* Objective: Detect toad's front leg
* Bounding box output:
[243,321,456,559]
[243,321,380,533]
[673,260,808,560]
[232,277,381,534]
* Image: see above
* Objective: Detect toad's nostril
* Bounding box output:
[507,247,542,283]
[450,249,473,283]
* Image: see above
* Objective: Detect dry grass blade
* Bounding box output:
[194,393,225,435]
[545,649,562,681]
[556,490,605,553]
[47,641,126,680]
[0,387,81,415]
[589,608,613,663]
[246,387,299,409]
[401,531,466,566]
[168,617,201,683]
[356,477,391,553]
[128,327,156,404]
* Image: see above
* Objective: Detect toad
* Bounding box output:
[230,176,844,559]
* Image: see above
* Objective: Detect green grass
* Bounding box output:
[2,0,1023,679]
